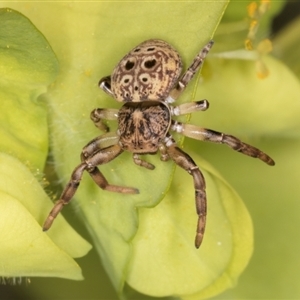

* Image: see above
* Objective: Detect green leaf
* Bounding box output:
[0,8,91,281]
[196,55,300,137]
[0,152,91,279]
[0,7,59,170]
[1,2,298,300]
[195,136,300,299]
[127,155,253,299]
[14,1,228,297]
[0,8,58,86]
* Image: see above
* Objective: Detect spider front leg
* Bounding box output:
[81,132,120,158]
[84,144,139,194]
[43,144,138,231]
[164,139,207,248]
[43,162,88,231]
[80,134,138,193]
[171,121,275,165]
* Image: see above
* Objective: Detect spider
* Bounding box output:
[43,39,275,248]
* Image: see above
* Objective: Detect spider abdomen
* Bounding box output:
[111,39,182,102]
[118,101,171,153]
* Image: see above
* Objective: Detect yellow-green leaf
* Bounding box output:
[0,7,59,169]
[197,55,300,137]
[10,1,228,297]
[0,8,58,86]
[0,152,91,279]
[0,8,91,281]
[127,155,252,299]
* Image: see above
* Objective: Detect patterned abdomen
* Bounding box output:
[111,40,182,102]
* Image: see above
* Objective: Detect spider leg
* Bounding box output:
[43,144,139,231]
[84,143,140,194]
[171,99,209,116]
[171,121,275,166]
[43,162,88,231]
[81,132,119,159]
[90,107,119,132]
[165,139,207,248]
[168,40,214,102]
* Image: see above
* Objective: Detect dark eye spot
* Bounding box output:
[147,47,155,51]
[125,60,135,70]
[124,78,130,83]
[142,77,148,82]
[134,86,138,91]
[134,48,141,52]
[144,59,156,69]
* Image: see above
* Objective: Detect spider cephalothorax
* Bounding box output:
[43,39,275,248]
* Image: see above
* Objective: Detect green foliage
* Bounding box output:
[127,157,252,299]
[1,1,300,300]
[37,2,233,298]
[0,153,91,279]
[0,7,58,169]
[0,8,91,281]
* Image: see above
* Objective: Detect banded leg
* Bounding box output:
[43,163,88,231]
[166,141,207,248]
[84,144,139,194]
[43,144,138,231]
[90,107,119,132]
[171,99,209,116]
[87,166,139,194]
[168,40,214,102]
[171,121,275,166]
[81,132,119,159]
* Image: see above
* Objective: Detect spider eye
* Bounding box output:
[144,59,156,69]
[147,47,155,51]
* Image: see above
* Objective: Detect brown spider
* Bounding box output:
[43,39,275,248]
